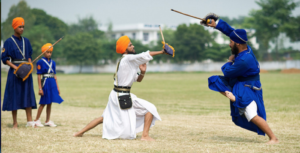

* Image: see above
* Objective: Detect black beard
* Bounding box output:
[127,50,136,55]
[231,43,239,55]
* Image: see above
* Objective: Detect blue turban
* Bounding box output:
[229,29,248,44]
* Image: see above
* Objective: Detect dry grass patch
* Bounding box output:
[2,105,300,152]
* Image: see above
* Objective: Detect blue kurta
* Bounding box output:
[1,35,36,111]
[208,19,266,136]
[36,57,63,105]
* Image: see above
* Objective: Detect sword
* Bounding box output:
[171,9,213,24]
[244,84,262,90]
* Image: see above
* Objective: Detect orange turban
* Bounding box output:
[41,43,53,52]
[116,36,130,54]
[12,17,25,29]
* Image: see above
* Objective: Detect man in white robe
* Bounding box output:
[74,35,168,141]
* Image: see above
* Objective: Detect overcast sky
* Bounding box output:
[2,0,300,26]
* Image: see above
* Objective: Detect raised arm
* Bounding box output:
[207,19,235,37]
[127,50,164,66]
[136,63,146,82]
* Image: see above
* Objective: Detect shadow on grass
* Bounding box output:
[6,123,26,128]
[209,136,262,143]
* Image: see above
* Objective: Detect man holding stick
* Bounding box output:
[74,35,173,141]
[1,17,37,128]
[202,14,279,144]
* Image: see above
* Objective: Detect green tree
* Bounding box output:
[99,40,118,64]
[29,8,67,60]
[172,23,213,63]
[204,42,231,61]
[244,0,299,60]
[23,25,55,60]
[68,16,105,39]
[282,16,300,42]
[31,8,68,40]
[2,0,36,39]
[63,33,101,73]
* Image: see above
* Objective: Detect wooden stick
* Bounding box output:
[32,36,64,63]
[159,25,165,44]
[171,9,205,21]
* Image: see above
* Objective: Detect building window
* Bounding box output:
[143,32,149,41]
[111,34,116,39]
[132,33,136,40]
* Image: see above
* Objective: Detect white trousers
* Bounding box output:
[244,101,258,122]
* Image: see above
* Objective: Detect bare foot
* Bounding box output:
[13,123,18,129]
[141,136,155,141]
[225,91,236,102]
[73,132,83,137]
[266,138,279,144]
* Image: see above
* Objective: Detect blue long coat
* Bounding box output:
[1,35,36,111]
[208,19,266,136]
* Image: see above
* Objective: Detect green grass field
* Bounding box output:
[1,71,300,152]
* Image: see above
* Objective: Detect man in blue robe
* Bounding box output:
[203,15,279,144]
[1,17,37,128]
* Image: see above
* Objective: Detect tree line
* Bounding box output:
[1,0,300,71]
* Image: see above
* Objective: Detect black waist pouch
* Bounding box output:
[118,95,132,109]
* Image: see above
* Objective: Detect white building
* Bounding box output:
[99,23,177,45]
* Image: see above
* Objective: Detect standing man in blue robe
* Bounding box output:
[1,17,37,128]
[201,14,279,144]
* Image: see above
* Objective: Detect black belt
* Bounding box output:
[12,59,28,64]
[42,73,55,78]
[113,85,131,93]
[237,74,260,82]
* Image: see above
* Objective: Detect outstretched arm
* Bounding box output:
[127,50,164,66]
[149,50,164,56]
[207,19,235,37]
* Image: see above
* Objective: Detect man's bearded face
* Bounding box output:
[126,42,136,54]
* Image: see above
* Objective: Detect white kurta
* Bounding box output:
[102,51,162,140]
